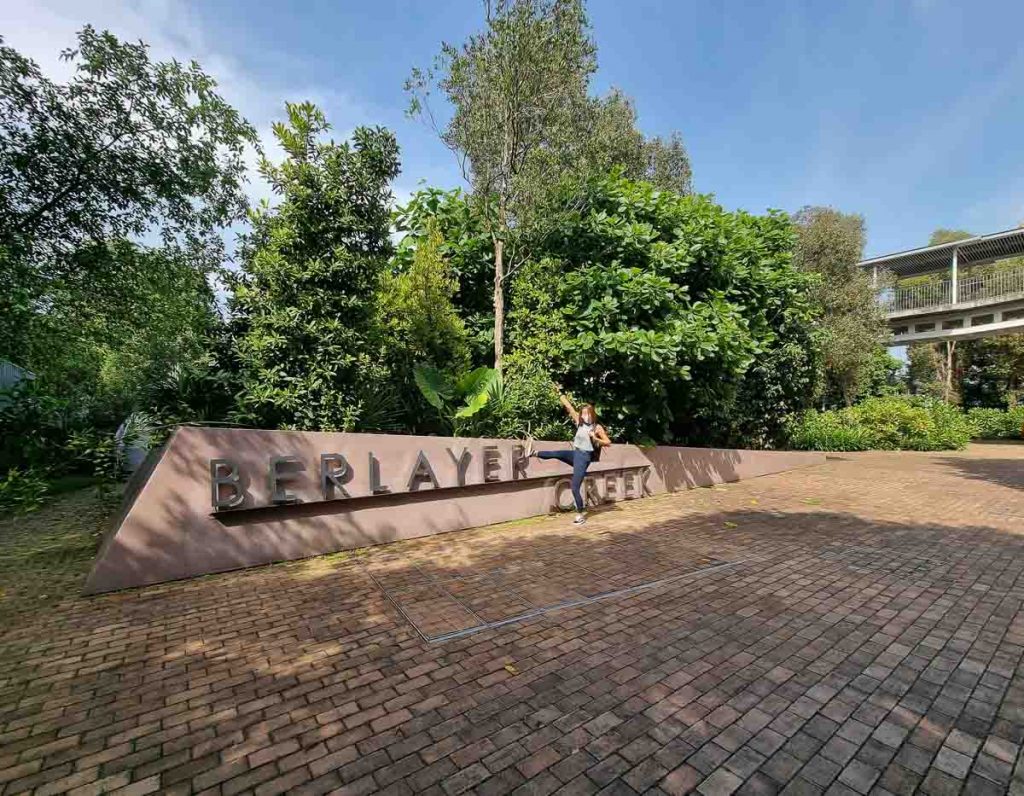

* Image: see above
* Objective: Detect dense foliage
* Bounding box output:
[228,103,400,431]
[0,467,49,515]
[406,0,693,369]
[0,240,224,489]
[505,174,821,446]
[393,189,494,363]
[0,27,255,507]
[959,336,1024,408]
[0,27,255,363]
[28,241,219,413]
[788,396,972,452]
[965,407,1024,440]
[791,207,891,407]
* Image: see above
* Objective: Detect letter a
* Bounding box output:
[407,451,440,491]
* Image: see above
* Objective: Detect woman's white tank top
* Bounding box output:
[573,422,595,451]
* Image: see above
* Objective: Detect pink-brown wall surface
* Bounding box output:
[639,446,824,491]
[83,427,823,594]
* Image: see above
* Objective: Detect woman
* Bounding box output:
[526,386,612,525]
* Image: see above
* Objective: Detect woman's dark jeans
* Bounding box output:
[537,449,593,512]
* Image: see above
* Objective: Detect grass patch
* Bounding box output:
[0,487,115,628]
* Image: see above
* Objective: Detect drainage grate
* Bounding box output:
[366,555,740,642]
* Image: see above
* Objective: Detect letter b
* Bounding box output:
[211,459,244,510]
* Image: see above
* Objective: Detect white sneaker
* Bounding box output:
[523,435,535,458]
[573,514,587,525]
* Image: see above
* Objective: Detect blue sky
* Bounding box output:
[5,0,1024,257]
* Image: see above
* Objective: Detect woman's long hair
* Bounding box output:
[580,404,597,425]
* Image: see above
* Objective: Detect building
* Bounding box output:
[860,227,1024,345]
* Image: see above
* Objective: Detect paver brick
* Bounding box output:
[932,746,972,779]
[6,447,1024,795]
[698,767,744,796]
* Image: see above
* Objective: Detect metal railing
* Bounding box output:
[881,266,1024,313]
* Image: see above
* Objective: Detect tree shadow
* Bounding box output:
[82,427,669,594]
[638,446,821,492]
[936,456,1024,492]
[4,499,1024,794]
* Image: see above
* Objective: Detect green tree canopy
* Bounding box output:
[929,229,973,245]
[393,188,495,362]
[378,219,470,373]
[0,27,255,259]
[27,240,218,411]
[0,27,256,362]
[959,336,1024,408]
[406,0,692,371]
[507,174,820,445]
[792,206,890,406]
[229,103,400,431]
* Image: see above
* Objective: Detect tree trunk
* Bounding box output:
[944,341,956,402]
[493,237,504,375]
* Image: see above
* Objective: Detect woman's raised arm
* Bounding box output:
[553,384,580,425]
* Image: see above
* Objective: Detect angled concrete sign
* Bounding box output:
[84,427,823,594]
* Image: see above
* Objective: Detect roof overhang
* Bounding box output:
[859,227,1024,277]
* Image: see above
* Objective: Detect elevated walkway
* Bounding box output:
[860,227,1024,344]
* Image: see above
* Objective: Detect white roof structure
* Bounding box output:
[859,227,1024,277]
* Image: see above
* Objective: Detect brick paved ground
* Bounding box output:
[3,444,1024,795]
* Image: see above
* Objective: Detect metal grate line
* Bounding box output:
[372,559,747,643]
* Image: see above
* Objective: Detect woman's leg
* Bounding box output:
[537,449,575,467]
[570,450,593,513]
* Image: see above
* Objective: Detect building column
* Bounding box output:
[951,248,958,304]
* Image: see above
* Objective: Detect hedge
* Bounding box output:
[788,396,973,452]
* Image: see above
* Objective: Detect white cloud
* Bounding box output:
[0,0,372,208]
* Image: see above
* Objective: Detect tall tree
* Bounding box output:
[908,342,950,400]
[0,27,256,361]
[229,103,400,431]
[406,0,594,373]
[792,206,890,406]
[0,27,255,257]
[393,188,495,363]
[569,88,692,196]
[378,219,470,372]
[960,335,1024,408]
[406,0,691,371]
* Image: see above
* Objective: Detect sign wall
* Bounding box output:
[84,427,824,594]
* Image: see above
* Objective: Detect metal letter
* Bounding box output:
[510,445,529,480]
[623,471,637,499]
[369,452,390,494]
[407,450,440,491]
[320,453,351,500]
[604,473,618,503]
[210,458,244,510]
[552,478,575,511]
[482,445,501,483]
[269,456,303,504]
[585,477,601,507]
[446,447,472,486]
[640,467,653,496]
